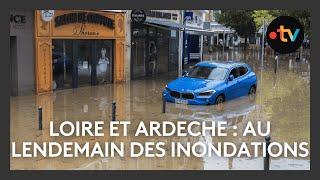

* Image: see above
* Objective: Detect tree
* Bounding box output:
[252,10,276,29]
[216,10,256,49]
[269,10,311,37]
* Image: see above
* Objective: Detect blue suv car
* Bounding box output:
[163,61,257,105]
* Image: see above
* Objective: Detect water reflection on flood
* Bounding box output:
[10,49,310,170]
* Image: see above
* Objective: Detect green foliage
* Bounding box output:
[269,10,311,36]
[216,10,311,37]
[252,10,276,29]
[216,10,256,39]
[252,10,310,36]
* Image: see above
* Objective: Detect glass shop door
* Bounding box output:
[52,39,114,90]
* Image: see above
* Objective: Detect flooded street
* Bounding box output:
[10,49,310,170]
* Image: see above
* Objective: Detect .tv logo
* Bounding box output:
[266,16,304,54]
[268,25,300,42]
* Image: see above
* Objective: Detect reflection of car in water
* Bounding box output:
[166,96,259,128]
[163,61,257,105]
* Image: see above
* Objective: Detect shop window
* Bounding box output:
[52,39,113,90]
[132,27,147,37]
[52,40,73,90]
[96,40,113,84]
[148,27,156,36]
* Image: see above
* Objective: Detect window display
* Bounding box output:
[131,24,178,79]
[96,40,113,84]
[52,39,113,90]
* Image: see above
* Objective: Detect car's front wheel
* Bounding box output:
[215,94,225,104]
[215,94,225,111]
[249,85,256,101]
[249,85,256,95]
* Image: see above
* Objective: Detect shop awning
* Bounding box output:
[185,27,235,35]
[185,27,217,35]
[144,18,185,30]
[142,18,236,34]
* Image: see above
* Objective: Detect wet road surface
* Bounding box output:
[10,49,310,170]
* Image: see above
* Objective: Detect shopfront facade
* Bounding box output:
[183,10,207,70]
[130,10,182,79]
[35,10,126,94]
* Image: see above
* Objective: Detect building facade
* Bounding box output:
[10,9,35,96]
[10,10,127,96]
[34,10,126,94]
[183,10,207,70]
[129,10,182,79]
[203,10,236,50]
[11,10,231,96]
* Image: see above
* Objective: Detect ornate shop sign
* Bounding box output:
[41,10,54,22]
[145,10,178,21]
[72,24,100,36]
[54,12,114,29]
[131,10,146,24]
[10,13,26,30]
[52,11,117,37]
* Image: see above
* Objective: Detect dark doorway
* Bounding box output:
[10,36,18,96]
[131,37,146,79]
[52,40,74,90]
[131,24,178,79]
[75,40,94,87]
[168,30,179,73]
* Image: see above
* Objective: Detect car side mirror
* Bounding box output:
[182,71,188,77]
[228,74,234,81]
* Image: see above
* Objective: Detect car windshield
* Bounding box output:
[187,66,228,80]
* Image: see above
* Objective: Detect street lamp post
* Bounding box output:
[178,10,185,77]
[261,19,265,67]
[223,30,225,58]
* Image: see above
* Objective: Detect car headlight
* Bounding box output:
[198,90,216,96]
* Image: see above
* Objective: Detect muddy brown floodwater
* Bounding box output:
[10,49,310,170]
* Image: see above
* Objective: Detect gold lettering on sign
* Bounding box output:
[72,23,100,36]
